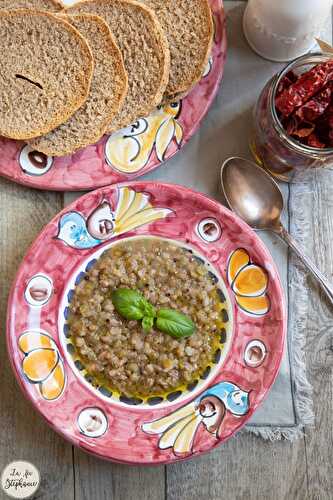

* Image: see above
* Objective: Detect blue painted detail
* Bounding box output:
[67,289,74,303]
[63,323,70,338]
[75,272,86,286]
[85,259,97,272]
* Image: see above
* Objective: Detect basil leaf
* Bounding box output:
[142,301,156,318]
[111,289,147,320]
[156,309,196,339]
[142,316,154,332]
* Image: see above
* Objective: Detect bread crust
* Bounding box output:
[29,13,129,155]
[143,0,214,101]
[0,9,94,140]
[67,0,170,132]
[0,0,63,12]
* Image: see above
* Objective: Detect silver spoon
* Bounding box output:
[221,156,333,305]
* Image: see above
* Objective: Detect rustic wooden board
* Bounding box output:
[0,180,73,500]
[0,1,332,499]
[73,450,165,500]
[166,437,307,500]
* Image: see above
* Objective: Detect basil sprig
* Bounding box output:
[111,288,196,338]
[142,315,154,333]
[111,289,151,320]
[156,309,195,339]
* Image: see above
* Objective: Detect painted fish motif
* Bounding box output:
[105,103,183,174]
[56,187,173,249]
[142,381,250,456]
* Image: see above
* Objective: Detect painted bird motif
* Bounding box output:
[142,381,250,456]
[56,187,173,249]
[105,102,183,174]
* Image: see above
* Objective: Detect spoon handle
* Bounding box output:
[278,226,333,305]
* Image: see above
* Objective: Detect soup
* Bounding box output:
[67,238,230,400]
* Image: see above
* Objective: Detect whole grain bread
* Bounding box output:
[67,0,170,131]
[0,0,63,11]
[141,0,213,101]
[0,9,93,140]
[30,14,128,156]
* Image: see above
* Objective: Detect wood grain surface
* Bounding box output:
[0,181,72,500]
[0,2,332,500]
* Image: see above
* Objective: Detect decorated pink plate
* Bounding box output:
[7,182,286,464]
[0,0,226,191]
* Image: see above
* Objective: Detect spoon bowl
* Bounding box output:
[220,156,333,305]
[221,157,283,231]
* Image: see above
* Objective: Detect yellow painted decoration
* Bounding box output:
[174,121,183,145]
[113,187,172,237]
[227,248,250,284]
[142,402,203,455]
[22,348,58,383]
[114,186,136,221]
[173,415,202,454]
[236,294,270,316]
[158,413,196,450]
[19,331,55,354]
[105,103,183,173]
[39,361,65,400]
[232,264,268,297]
[18,330,66,401]
[227,248,270,317]
[115,208,172,236]
[142,402,197,434]
[115,188,150,222]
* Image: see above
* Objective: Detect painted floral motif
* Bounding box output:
[56,187,173,249]
[105,103,183,174]
[142,381,250,456]
[18,330,66,401]
[227,249,270,316]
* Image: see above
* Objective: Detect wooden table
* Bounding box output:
[1,2,332,499]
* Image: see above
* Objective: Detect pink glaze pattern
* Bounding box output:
[0,0,226,192]
[7,182,286,465]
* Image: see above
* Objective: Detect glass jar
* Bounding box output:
[251,53,333,182]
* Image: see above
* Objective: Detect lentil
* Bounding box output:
[67,239,227,398]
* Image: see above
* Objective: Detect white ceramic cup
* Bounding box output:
[243,0,333,62]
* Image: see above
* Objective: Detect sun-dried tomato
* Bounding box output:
[312,103,333,146]
[275,60,333,149]
[293,122,316,138]
[284,116,315,138]
[325,105,333,146]
[307,133,326,148]
[295,83,332,122]
[276,71,298,96]
[284,116,298,135]
[276,61,333,117]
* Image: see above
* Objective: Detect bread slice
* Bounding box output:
[29,14,128,156]
[67,0,170,132]
[141,0,213,101]
[0,0,63,12]
[0,9,93,140]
